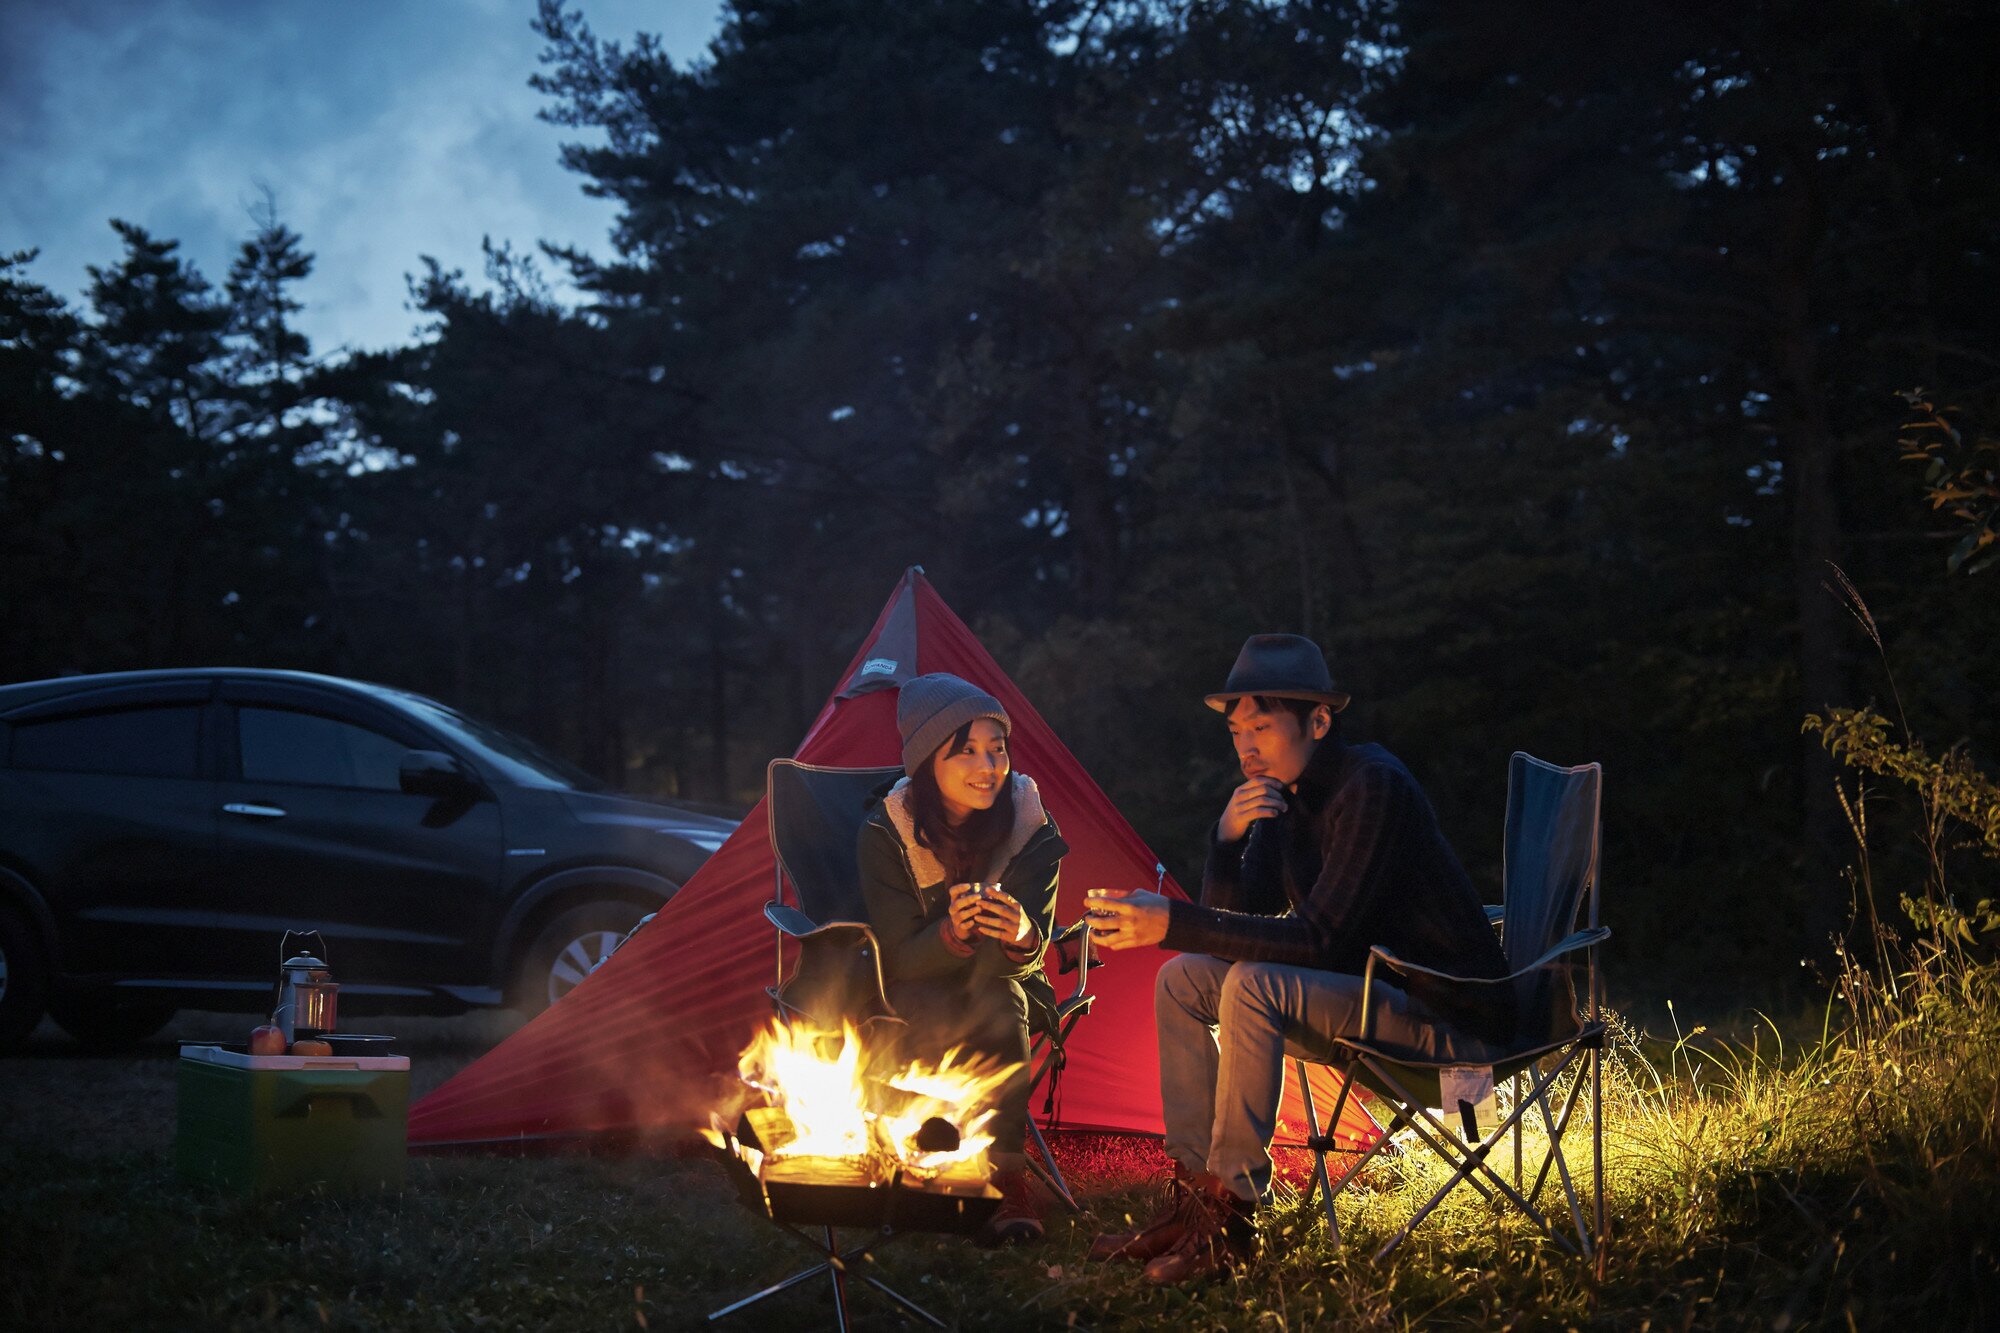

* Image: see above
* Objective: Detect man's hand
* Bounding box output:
[1217,776,1287,844]
[946,882,985,944]
[973,885,1032,945]
[1085,888,1172,951]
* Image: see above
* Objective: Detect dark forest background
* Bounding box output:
[4,0,1996,1006]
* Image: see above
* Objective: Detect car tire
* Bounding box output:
[514,901,649,1017]
[0,907,49,1054]
[48,993,178,1050]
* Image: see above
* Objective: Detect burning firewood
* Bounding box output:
[724,1018,1016,1186]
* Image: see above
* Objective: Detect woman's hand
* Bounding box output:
[973,886,1033,946]
[1085,887,1173,951]
[946,882,985,944]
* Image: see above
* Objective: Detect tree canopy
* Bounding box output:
[6,0,1996,1000]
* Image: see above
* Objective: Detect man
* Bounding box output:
[1085,633,1514,1284]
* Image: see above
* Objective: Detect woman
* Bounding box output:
[858,672,1066,1245]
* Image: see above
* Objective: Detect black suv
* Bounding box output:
[0,669,737,1050]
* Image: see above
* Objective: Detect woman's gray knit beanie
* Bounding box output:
[897,673,1011,776]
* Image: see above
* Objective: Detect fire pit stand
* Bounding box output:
[707,1220,941,1328]
[705,1146,1001,1328]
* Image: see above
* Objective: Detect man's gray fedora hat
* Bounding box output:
[1204,633,1351,713]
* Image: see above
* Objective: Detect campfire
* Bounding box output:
[701,1019,1015,1230]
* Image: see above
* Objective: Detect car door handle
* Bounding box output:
[223,802,288,820]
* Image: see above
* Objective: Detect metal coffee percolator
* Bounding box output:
[272,929,339,1043]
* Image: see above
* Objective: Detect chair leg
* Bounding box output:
[1375,1095,1500,1206]
[1379,1154,1482,1261]
[1510,1056,1593,1257]
[1379,1123,1578,1263]
[1361,1065,1526,1259]
[1592,952,1608,1261]
[1293,1058,1347,1246]
[1023,1114,1081,1214]
[1526,1061,1588,1208]
[1361,1053,1586,1260]
[1592,1044,1606,1257]
[1294,1060,1321,1210]
[1511,1070,1523,1190]
[1533,1083,1592,1257]
[1021,1027,1083,1214]
[771,873,785,1015]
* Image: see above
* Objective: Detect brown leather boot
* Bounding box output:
[1140,1173,1260,1286]
[1086,1162,1195,1263]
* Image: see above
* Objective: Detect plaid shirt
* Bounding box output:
[1164,739,1513,1036]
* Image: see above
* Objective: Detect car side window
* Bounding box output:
[238,707,409,791]
[9,705,204,778]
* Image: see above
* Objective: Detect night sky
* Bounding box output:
[1,1,723,355]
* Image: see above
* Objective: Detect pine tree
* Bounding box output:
[227,190,314,400]
[0,253,95,679]
[79,220,232,442]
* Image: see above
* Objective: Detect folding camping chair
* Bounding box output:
[762,758,1100,1212]
[1291,751,1608,1260]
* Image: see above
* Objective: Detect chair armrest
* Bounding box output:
[1371,927,1611,987]
[1358,927,1611,1042]
[1047,916,1094,978]
[1055,994,1096,1027]
[1028,993,1098,1045]
[764,901,820,938]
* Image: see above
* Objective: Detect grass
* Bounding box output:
[3,945,1994,1331]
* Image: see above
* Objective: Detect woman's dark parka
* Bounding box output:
[857,771,1066,991]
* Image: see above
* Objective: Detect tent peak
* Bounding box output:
[839,571,923,698]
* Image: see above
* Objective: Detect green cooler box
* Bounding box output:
[175,1043,410,1194]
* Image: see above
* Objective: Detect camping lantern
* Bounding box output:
[272,930,339,1043]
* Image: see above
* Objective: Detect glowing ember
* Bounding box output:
[706,1018,1018,1187]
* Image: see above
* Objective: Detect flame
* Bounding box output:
[702,1116,763,1178]
[730,1018,1018,1184]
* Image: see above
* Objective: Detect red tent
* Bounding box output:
[409,569,1378,1156]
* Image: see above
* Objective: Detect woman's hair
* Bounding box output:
[905,719,1016,885]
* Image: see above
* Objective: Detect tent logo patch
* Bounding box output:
[861,657,898,675]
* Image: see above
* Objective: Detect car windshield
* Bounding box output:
[391,693,606,792]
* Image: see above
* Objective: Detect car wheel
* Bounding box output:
[515,902,648,1016]
[48,994,178,1050]
[0,907,49,1054]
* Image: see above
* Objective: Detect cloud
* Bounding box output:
[0,0,722,353]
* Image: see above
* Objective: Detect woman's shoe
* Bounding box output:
[980,1168,1045,1246]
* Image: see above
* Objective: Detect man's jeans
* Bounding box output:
[1156,953,1503,1201]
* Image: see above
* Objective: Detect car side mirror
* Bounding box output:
[400,750,479,799]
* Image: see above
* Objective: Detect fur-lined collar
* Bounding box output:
[881,771,1047,889]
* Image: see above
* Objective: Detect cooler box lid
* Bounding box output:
[179,1042,410,1073]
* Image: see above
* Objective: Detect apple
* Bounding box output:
[249,1025,286,1056]
[289,1038,332,1057]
